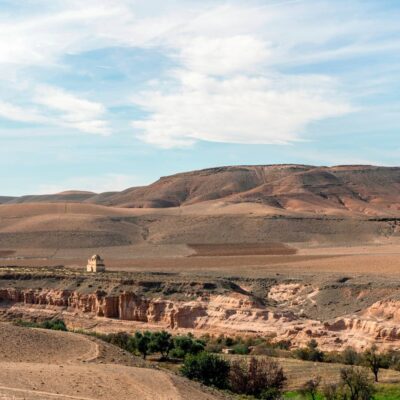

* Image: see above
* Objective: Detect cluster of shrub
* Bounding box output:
[86,330,206,360]
[13,319,393,399]
[300,367,376,400]
[201,333,291,355]
[294,339,395,383]
[82,330,288,399]
[15,319,67,331]
[182,353,286,399]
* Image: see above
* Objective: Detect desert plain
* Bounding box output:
[0,164,399,399]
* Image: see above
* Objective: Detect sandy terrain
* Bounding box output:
[1,242,400,279]
[0,323,222,400]
[0,164,398,398]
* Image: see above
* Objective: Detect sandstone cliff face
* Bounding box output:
[0,287,301,333]
[2,287,400,352]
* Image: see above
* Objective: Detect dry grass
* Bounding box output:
[277,357,400,390]
[225,355,400,390]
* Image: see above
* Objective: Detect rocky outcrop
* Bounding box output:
[0,287,299,332]
[2,286,400,352]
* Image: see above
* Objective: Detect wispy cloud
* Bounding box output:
[34,86,110,135]
[132,72,351,148]
[0,85,109,135]
[0,102,47,124]
[0,0,399,146]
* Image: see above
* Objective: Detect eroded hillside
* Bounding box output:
[2,267,400,352]
[2,165,400,216]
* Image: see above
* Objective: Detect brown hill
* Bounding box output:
[7,190,96,204]
[0,165,398,250]
[0,323,221,400]
[0,196,16,204]
[85,164,399,217]
[3,165,399,216]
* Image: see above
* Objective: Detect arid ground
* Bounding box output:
[0,322,223,400]
[0,165,399,398]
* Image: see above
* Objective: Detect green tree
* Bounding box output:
[340,367,375,400]
[41,319,67,331]
[150,330,174,359]
[299,376,321,400]
[295,339,324,362]
[134,331,152,359]
[181,352,230,389]
[172,335,205,358]
[229,357,286,399]
[232,342,250,355]
[342,346,360,365]
[107,332,132,351]
[364,345,388,382]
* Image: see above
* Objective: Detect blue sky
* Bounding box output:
[0,0,399,195]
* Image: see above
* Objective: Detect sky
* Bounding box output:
[0,0,399,196]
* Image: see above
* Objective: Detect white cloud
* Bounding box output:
[0,102,47,124]
[178,35,270,76]
[34,86,110,135]
[0,86,110,135]
[0,0,399,145]
[132,71,352,148]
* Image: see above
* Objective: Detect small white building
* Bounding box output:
[86,254,106,272]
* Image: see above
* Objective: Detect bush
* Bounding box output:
[295,339,324,362]
[149,330,174,359]
[41,319,68,331]
[134,331,153,359]
[384,350,400,371]
[342,346,361,365]
[204,342,223,353]
[274,340,292,350]
[299,376,321,400]
[252,344,278,357]
[229,357,286,399]
[105,332,134,352]
[171,335,205,358]
[232,343,250,355]
[181,352,230,389]
[340,367,375,400]
[364,345,389,382]
[323,383,342,400]
[15,319,67,331]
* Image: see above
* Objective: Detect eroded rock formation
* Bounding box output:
[2,282,400,352]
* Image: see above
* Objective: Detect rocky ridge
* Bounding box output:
[2,165,399,217]
[2,270,400,352]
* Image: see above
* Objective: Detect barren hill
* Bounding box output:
[0,165,398,250]
[0,323,221,400]
[107,164,399,216]
[4,165,399,216]
[7,190,96,204]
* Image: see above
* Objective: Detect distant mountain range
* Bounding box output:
[2,165,399,217]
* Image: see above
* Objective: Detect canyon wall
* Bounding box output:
[2,286,400,352]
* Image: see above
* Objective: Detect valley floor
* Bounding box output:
[1,241,400,280]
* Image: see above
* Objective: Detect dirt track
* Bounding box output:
[0,323,221,400]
